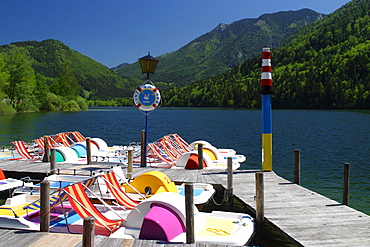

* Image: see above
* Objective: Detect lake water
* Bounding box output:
[0,107,369,215]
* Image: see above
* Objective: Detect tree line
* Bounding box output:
[0,46,87,115]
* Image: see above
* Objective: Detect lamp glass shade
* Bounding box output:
[139,54,159,74]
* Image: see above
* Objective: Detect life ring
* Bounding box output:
[133,84,161,111]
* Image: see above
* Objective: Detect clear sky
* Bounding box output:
[1,0,351,68]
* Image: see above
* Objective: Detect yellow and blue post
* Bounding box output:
[260,47,273,171]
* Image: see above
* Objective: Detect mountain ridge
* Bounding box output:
[161,0,370,109]
[116,8,324,86]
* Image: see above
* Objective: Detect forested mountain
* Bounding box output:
[0,39,141,100]
[0,39,146,114]
[116,9,323,86]
[161,0,370,109]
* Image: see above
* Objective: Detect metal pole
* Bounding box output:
[145,111,149,160]
[140,130,146,167]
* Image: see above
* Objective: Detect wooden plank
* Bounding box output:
[28,233,82,247]
[81,235,128,247]
[0,230,47,247]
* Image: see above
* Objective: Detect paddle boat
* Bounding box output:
[111,166,215,205]
[175,150,241,170]
[174,140,244,170]
[16,188,253,245]
[8,132,137,164]
[13,166,215,206]
[13,173,101,196]
[188,140,246,163]
[0,177,130,235]
[122,192,254,245]
[142,134,245,169]
[0,147,21,160]
[0,193,42,230]
[40,138,130,163]
[0,169,27,199]
[0,176,254,245]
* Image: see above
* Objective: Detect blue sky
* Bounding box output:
[1,0,351,68]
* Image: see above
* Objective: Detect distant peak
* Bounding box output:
[111,62,130,71]
[214,23,227,33]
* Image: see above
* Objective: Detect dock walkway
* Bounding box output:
[0,160,369,246]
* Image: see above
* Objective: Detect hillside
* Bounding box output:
[116,9,323,86]
[161,0,370,109]
[0,39,141,100]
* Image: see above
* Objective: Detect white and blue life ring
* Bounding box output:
[133,84,161,111]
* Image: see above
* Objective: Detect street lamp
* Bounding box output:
[134,52,160,167]
[139,52,159,80]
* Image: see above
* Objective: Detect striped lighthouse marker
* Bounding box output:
[260,47,273,171]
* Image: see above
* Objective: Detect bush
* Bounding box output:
[44,93,62,111]
[0,102,16,116]
[76,97,88,110]
[63,100,80,111]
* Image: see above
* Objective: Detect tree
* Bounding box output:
[51,61,80,99]
[3,47,37,111]
[33,74,51,110]
[0,54,10,95]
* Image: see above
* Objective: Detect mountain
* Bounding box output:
[116,8,324,86]
[0,39,140,100]
[161,0,370,109]
[111,62,130,71]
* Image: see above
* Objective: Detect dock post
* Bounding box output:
[256,172,265,242]
[343,163,350,205]
[86,137,92,165]
[50,148,56,175]
[260,47,274,172]
[293,149,300,185]
[127,149,133,180]
[227,157,233,202]
[198,143,203,169]
[40,180,50,232]
[82,217,95,247]
[140,130,146,167]
[185,183,195,244]
[42,136,50,162]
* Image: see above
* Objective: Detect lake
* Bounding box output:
[0,107,369,215]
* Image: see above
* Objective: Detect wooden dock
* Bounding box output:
[0,160,370,246]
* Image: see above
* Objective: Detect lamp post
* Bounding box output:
[139,52,159,80]
[133,52,160,167]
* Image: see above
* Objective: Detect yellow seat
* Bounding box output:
[123,171,178,195]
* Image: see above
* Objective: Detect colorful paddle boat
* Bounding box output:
[114,167,215,205]
[123,192,254,245]
[0,169,25,199]
[0,174,254,245]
